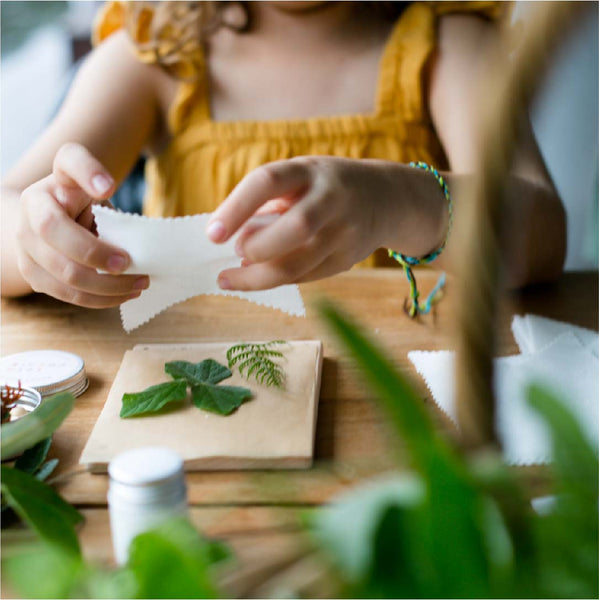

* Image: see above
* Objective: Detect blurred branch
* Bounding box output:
[454,1,590,451]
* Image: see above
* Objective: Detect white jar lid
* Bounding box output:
[109,446,184,486]
[108,447,186,505]
[0,350,88,398]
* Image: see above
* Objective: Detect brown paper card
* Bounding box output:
[80,341,323,471]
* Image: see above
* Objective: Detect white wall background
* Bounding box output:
[1,25,71,176]
[513,2,598,270]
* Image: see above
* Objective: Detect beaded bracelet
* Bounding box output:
[388,161,453,318]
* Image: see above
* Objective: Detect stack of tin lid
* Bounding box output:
[0,350,88,399]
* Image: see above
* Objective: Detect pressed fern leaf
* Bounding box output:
[226,341,287,389]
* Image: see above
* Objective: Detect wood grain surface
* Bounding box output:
[2,269,597,574]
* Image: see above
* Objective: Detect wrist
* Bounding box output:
[381,162,450,257]
[384,161,453,318]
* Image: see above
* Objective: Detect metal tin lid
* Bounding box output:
[1,384,42,422]
[0,350,88,398]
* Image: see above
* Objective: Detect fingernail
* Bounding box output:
[218,275,232,290]
[92,174,113,195]
[107,254,128,273]
[133,277,149,290]
[55,186,67,204]
[207,220,226,242]
[235,238,245,258]
[127,291,142,301]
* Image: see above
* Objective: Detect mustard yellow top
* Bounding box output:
[94,1,502,267]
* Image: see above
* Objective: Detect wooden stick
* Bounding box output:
[454,2,587,450]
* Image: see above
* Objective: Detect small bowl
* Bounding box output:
[1,384,42,423]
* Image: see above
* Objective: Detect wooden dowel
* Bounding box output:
[454,2,587,451]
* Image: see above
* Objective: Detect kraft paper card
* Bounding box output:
[80,341,323,471]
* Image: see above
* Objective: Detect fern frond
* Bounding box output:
[226,341,287,389]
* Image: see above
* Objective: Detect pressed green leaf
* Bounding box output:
[127,518,223,599]
[35,458,59,482]
[120,380,188,418]
[226,341,286,388]
[165,359,232,386]
[1,392,74,459]
[14,437,52,474]
[1,466,83,555]
[191,383,252,416]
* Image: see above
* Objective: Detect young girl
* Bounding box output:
[1,1,565,312]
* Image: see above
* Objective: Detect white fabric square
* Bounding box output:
[409,329,598,464]
[92,207,305,332]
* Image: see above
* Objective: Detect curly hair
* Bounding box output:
[125,1,408,77]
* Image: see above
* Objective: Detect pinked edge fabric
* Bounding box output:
[408,323,599,465]
[92,206,305,332]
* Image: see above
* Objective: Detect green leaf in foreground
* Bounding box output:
[127,518,226,599]
[1,392,74,460]
[2,517,229,599]
[318,301,493,597]
[527,384,599,599]
[1,466,83,555]
[35,458,59,482]
[3,542,85,600]
[191,383,252,416]
[527,383,598,499]
[14,436,52,474]
[120,380,188,418]
[165,359,232,385]
[318,300,464,476]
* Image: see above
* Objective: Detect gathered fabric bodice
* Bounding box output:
[94,1,502,266]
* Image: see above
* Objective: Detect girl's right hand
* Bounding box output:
[16,143,149,308]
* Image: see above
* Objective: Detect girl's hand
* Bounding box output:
[206,157,390,290]
[16,143,149,307]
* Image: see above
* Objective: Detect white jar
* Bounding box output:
[108,446,188,565]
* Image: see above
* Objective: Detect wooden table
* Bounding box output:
[2,269,597,596]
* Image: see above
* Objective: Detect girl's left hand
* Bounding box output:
[206,156,390,290]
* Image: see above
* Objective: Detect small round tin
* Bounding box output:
[0,350,88,399]
[1,384,42,422]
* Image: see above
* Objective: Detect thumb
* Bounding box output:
[52,143,115,220]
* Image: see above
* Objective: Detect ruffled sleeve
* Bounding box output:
[92,1,208,133]
[93,1,204,77]
[92,1,153,52]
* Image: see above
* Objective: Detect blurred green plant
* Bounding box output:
[1,391,74,459]
[310,302,598,598]
[13,436,60,482]
[1,391,83,558]
[3,517,231,599]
